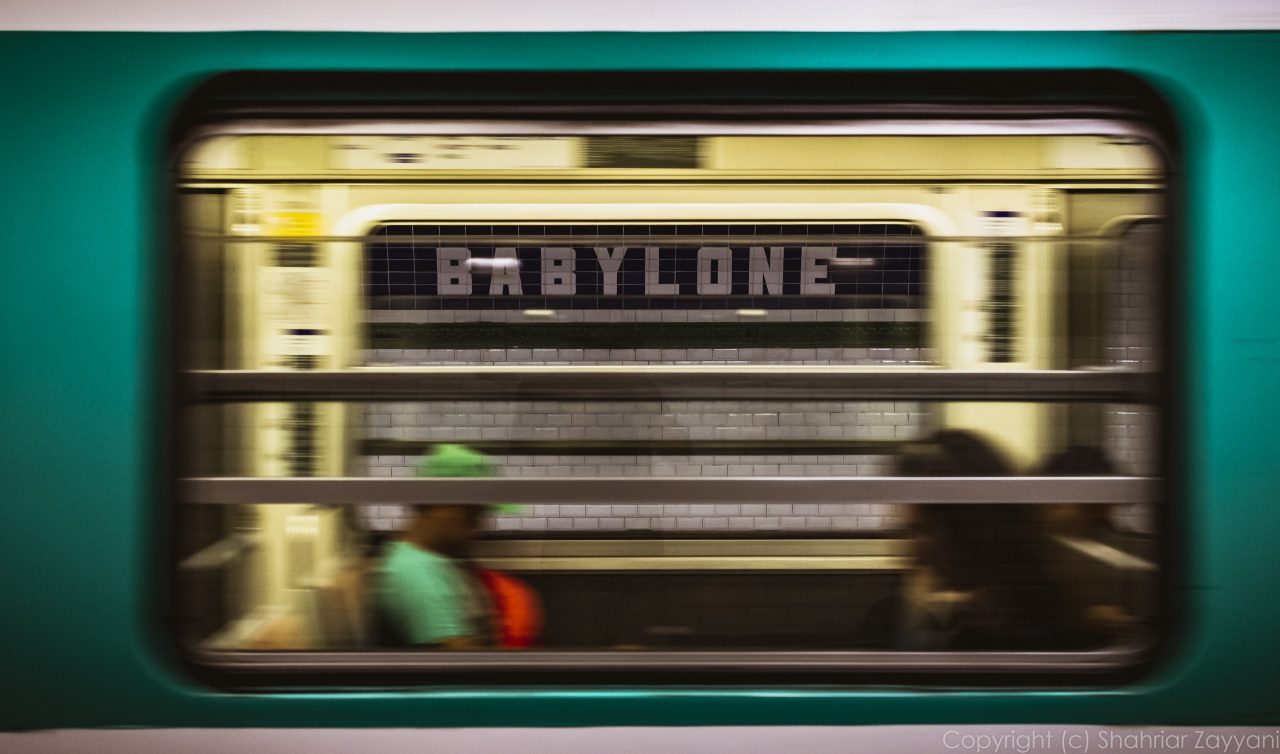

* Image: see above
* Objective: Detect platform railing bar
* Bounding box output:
[182,476,1152,506]
[187,367,1156,403]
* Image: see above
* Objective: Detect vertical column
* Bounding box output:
[939,188,1051,469]
[240,183,353,640]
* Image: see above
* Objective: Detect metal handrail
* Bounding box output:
[181,476,1153,506]
[186,367,1157,403]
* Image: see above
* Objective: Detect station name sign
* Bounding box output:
[367,224,923,303]
[442,245,849,296]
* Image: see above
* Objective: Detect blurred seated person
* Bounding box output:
[1038,445,1119,540]
[373,444,497,649]
[867,430,1096,650]
[1036,446,1139,639]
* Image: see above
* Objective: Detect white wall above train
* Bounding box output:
[2,0,1279,31]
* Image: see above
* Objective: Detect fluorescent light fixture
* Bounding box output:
[523,309,556,318]
[828,258,877,268]
[736,309,768,317]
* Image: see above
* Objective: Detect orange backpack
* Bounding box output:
[475,569,543,648]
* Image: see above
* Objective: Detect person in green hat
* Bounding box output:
[372,444,497,649]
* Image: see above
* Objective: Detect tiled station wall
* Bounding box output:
[357,307,930,532]
[1105,223,1160,534]
[354,228,1161,535]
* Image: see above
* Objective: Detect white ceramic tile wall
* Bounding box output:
[358,307,929,532]
[1105,223,1159,534]
[356,225,1163,536]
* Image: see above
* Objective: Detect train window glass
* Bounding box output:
[175,126,1167,679]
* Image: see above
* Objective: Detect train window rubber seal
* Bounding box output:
[162,69,1182,690]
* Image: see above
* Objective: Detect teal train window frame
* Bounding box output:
[165,70,1179,689]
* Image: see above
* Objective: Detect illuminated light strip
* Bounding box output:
[1054,535,1158,571]
[465,257,520,270]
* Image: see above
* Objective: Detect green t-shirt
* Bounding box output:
[375,541,490,646]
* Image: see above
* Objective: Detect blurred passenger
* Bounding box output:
[868,430,1092,650]
[1036,446,1138,639]
[1038,445,1117,539]
[373,444,497,649]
